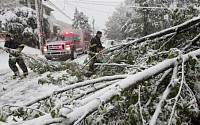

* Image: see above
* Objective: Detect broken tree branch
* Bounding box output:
[168,57,185,125]
[20,49,200,125]
[149,66,178,125]
[23,75,128,107]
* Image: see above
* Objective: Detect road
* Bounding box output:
[0,40,87,106]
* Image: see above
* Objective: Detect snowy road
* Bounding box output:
[0,41,60,107]
[0,38,120,109]
[0,40,88,107]
[0,38,121,124]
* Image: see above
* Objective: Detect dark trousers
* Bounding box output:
[87,55,97,75]
[9,56,28,75]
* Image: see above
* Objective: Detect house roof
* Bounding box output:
[42,1,55,11]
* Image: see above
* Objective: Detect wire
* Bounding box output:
[63,1,75,15]
[46,0,72,20]
[74,0,122,4]
[66,0,120,7]
[66,2,112,13]
[73,0,89,16]
[128,6,185,10]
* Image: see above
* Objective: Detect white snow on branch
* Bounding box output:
[17,49,200,125]
[149,66,178,125]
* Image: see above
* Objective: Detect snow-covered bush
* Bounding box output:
[38,62,85,85]
[0,7,50,48]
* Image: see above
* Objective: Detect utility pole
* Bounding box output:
[35,0,44,51]
[92,18,95,37]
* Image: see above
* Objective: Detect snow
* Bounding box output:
[150,66,178,125]
[43,1,73,25]
[30,48,200,125]
[0,38,112,124]
[0,42,9,75]
[0,39,68,124]
[23,27,33,34]
[0,40,62,107]
[0,11,17,25]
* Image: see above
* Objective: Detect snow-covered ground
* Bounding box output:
[0,39,88,108]
[0,40,60,106]
[0,39,124,124]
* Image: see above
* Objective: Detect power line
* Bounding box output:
[72,0,89,16]
[66,2,112,13]
[128,6,185,10]
[66,0,120,7]
[64,1,75,14]
[75,0,122,4]
[46,0,72,21]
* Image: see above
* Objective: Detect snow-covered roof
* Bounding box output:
[43,1,72,25]
[42,1,55,11]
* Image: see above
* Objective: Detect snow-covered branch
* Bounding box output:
[182,33,200,51]
[95,63,152,69]
[23,75,128,107]
[138,85,146,125]
[109,16,200,52]
[145,68,173,107]
[18,49,200,125]
[168,57,185,125]
[0,46,58,70]
[62,80,119,106]
[2,105,47,115]
[149,66,178,125]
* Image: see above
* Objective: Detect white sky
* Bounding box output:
[48,0,125,30]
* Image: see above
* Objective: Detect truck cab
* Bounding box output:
[43,29,90,61]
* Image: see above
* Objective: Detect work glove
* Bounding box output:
[5,48,11,53]
[10,49,21,57]
[10,56,17,62]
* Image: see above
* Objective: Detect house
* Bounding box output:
[10,0,72,36]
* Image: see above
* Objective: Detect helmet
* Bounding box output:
[96,31,102,35]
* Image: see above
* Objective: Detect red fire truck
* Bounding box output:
[43,29,90,60]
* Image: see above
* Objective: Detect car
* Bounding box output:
[43,29,90,61]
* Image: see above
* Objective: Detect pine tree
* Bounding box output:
[72,8,92,32]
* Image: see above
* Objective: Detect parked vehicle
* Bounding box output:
[43,29,90,60]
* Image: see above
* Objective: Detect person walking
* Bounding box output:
[4,33,28,79]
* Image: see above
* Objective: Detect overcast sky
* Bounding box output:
[48,0,125,30]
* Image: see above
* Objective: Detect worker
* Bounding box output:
[86,31,104,77]
[4,33,28,79]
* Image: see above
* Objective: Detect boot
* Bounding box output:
[12,71,19,79]
[21,72,28,79]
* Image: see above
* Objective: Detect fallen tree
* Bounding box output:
[84,16,200,69]
[1,16,200,125]
[14,49,200,125]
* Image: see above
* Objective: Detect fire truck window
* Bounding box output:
[64,35,73,41]
[58,36,64,41]
[52,37,58,41]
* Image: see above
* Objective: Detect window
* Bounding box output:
[52,36,64,41]
[64,35,73,41]
[45,9,51,16]
[19,0,28,6]
[30,1,35,10]
[52,37,58,42]
[52,35,74,42]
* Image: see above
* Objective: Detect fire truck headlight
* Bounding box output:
[44,46,47,52]
[66,45,70,51]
